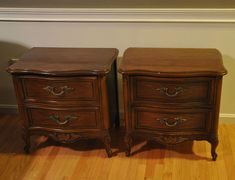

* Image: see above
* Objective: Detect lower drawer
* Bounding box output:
[133,107,211,132]
[27,107,100,130]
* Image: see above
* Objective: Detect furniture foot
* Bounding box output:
[212,151,217,161]
[124,134,132,156]
[209,136,218,161]
[103,134,112,158]
[24,144,30,154]
[23,132,30,154]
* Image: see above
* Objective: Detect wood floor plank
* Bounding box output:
[22,147,54,180]
[0,114,235,180]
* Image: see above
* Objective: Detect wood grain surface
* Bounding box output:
[7,48,119,76]
[119,48,227,76]
[7,48,119,157]
[120,48,226,160]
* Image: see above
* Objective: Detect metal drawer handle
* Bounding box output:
[157,117,187,127]
[43,86,74,96]
[155,87,183,97]
[49,115,78,125]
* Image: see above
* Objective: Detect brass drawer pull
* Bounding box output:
[157,117,187,127]
[155,87,183,97]
[49,115,78,125]
[43,85,74,96]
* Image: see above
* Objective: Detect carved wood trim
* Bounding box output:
[153,135,189,145]
[48,132,82,143]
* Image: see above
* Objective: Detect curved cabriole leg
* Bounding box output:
[115,114,120,128]
[124,133,132,156]
[209,136,219,161]
[103,134,112,158]
[23,130,30,154]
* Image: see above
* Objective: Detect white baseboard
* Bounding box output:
[219,113,235,123]
[0,104,18,114]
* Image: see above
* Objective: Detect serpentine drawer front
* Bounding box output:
[22,76,99,102]
[133,107,211,132]
[119,48,227,160]
[27,107,100,130]
[132,76,215,106]
[7,47,119,157]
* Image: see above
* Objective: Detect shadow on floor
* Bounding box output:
[0,114,212,161]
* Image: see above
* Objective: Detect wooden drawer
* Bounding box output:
[132,76,215,105]
[21,76,99,102]
[133,107,211,132]
[27,107,100,129]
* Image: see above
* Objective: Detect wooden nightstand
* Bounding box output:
[7,47,119,157]
[119,48,227,160]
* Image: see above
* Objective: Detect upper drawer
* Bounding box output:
[132,76,215,105]
[21,76,99,102]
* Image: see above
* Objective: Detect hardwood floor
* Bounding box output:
[0,114,235,180]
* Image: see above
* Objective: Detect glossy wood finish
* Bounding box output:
[120,48,227,76]
[119,48,227,160]
[7,47,118,76]
[7,47,119,157]
[27,107,100,129]
[134,107,210,132]
[133,76,214,106]
[22,76,99,102]
[1,115,235,180]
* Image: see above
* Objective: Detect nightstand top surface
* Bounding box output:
[119,48,227,76]
[8,47,118,76]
